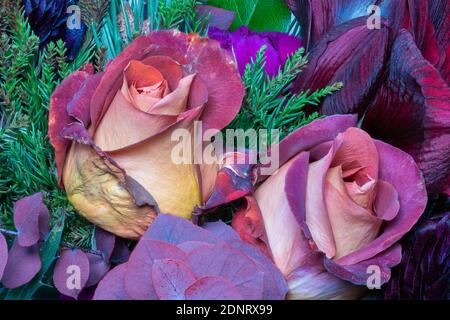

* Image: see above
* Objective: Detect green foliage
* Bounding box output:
[228,46,343,144]
[207,0,292,32]
[0,12,93,243]
[92,0,209,63]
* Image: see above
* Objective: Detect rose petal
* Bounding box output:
[109,108,204,219]
[185,276,243,300]
[232,196,272,258]
[255,155,314,275]
[324,244,402,285]
[335,140,427,265]
[261,114,357,178]
[325,166,383,259]
[373,180,400,221]
[152,259,196,300]
[93,264,131,300]
[53,249,90,299]
[305,144,337,259]
[67,72,103,127]
[286,264,364,300]
[141,56,183,91]
[124,60,164,88]
[49,71,90,186]
[1,239,41,289]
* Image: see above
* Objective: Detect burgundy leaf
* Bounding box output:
[1,239,41,289]
[152,259,196,300]
[53,249,90,299]
[362,30,450,194]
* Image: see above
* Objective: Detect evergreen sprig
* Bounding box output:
[0,12,94,246]
[228,46,342,144]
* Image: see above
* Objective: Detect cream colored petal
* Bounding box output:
[325,166,383,259]
[63,143,156,239]
[109,108,204,219]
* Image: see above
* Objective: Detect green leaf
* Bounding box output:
[4,213,65,300]
[207,0,291,32]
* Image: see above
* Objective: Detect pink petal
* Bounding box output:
[373,180,400,221]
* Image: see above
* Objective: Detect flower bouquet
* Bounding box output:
[0,0,448,301]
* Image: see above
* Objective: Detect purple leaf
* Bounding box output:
[1,239,41,289]
[85,253,110,288]
[0,233,8,279]
[124,239,186,300]
[152,259,196,300]
[196,5,235,30]
[186,242,265,300]
[144,213,216,244]
[185,276,243,300]
[111,238,131,264]
[13,192,50,247]
[94,227,116,261]
[53,249,90,299]
[94,264,131,300]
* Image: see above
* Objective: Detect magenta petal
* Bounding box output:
[262,114,357,178]
[285,152,311,238]
[324,244,402,285]
[49,71,90,186]
[1,239,41,289]
[53,249,90,299]
[124,239,186,300]
[335,140,427,266]
[13,192,49,247]
[196,5,235,30]
[67,72,103,127]
[186,242,265,299]
[185,276,243,300]
[362,30,450,194]
[0,233,8,279]
[93,264,131,300]
[152,259,196,300]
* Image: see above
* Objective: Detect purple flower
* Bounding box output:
[94,214,288,300]
[209,26,302,77]
[385,197,450,300]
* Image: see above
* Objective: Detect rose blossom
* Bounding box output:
[233,115,428,299]
[49,30,244,239]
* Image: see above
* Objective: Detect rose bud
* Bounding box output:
[233,115,428,299]
[49,31,244,239]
